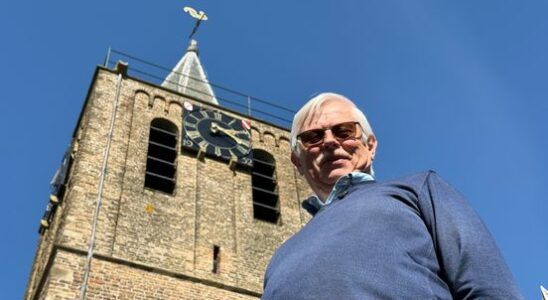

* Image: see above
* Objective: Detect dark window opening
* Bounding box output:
[212,245,221,273]
[252,149,280,223]
[39,202,57,234]
[148,141,177,163]
[145,119,178,194]
[40,147,73,234]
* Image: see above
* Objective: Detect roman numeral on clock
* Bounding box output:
[187,130,200,140]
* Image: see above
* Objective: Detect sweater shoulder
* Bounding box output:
[382,170,438,188]
[374,170,448,202]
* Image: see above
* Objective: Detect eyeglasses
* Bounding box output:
[297,121,361,148]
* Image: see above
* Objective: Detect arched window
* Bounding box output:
[251,149,280,223]
[144,119,178,194]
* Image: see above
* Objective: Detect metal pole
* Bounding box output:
[104,46,112,68]
[247,96,251,116]
[79,72,123,300]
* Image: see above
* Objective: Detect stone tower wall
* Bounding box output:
[25,67,312,299]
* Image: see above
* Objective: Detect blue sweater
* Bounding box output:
[263,171,522,299]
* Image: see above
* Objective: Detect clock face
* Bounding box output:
[182,107,253,167]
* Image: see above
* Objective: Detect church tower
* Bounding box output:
[24,27,311,299]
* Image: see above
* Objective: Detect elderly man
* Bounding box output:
[262,93,522,299]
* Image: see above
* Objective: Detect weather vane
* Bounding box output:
[183,6,208,40]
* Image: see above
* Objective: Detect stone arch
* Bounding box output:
[262,131,277,147]
[168,100,183,116]
[152,95,167,111]
[278,136,291,151]
[135,90,150,107]
[250,127,261,143]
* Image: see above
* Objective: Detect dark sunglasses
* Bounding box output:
[297,121,361,148]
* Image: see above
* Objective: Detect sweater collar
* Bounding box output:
[301,172,375,216]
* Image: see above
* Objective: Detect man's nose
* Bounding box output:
[322,130,340,148]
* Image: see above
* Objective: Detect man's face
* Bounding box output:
[291,99,377,197]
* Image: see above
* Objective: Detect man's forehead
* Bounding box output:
[301,99,354,128]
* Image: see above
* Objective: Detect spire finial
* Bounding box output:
[187,39,199,54]
[183,6,208,40]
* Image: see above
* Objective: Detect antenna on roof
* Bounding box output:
[183,6,208,40]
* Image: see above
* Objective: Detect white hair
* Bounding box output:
[290,93,375,155]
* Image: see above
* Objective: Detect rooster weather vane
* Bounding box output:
[183,6,208,40]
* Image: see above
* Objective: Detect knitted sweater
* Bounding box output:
[262,171,522,299]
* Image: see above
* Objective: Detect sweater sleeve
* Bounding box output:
[417,171,523,299]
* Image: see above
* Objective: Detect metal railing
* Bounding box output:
[104,47,295,128]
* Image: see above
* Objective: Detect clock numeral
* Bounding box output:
[237,132,250,141]
[237,137,250,148]
[200,110,210,118]
[236,144,250,155]
[187,130,201,140]
[214,146,222,157]
[221,148,231,158]
[182,139,194,147]
[187,113,200,123]
[227,118,237,126]
[213,111,223,121]
[185,122,197,130]
[241,157,253,166]
[198,140,209,149]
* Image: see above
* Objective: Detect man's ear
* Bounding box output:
[291,152,304,175]
[367,135,378,159]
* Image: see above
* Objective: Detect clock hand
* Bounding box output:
[211,122,244,145]
[223,128,244,136]
[216,126,244,145]
[211,123,246,136]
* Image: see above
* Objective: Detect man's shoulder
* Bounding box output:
[370,170,454,198]
[380,170,439,187]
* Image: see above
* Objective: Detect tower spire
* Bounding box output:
[161,7,218,105]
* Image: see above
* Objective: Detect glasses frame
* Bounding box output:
[297,121,362,149]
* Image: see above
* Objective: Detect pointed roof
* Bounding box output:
[162,39,219,105]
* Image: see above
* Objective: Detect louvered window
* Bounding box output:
[252,149,280,223]
[145,119,177,194]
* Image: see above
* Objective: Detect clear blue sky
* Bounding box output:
[1,1,546,299]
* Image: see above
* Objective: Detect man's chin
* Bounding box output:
[322,169,352,183]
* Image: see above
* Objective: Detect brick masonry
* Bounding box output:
[24,67,312,299]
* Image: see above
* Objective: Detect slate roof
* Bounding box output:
[162,39,218,105]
